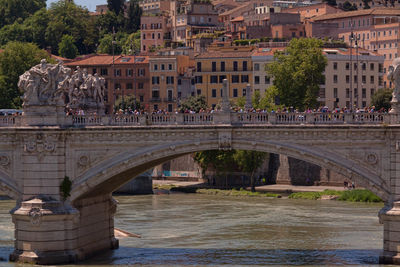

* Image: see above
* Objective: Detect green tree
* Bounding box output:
[323,0,337,6]
[267,38,327,110]
[97,11,125,35]
[121,31,141,55]
[97,32,128,55]
[258,86,280,111]
[58,34,78,59]
[252,90,261,109]
[107,0,126,16]
[114,95,141,111]
[179,95,207,112]
[362,0,371,9]
[233,150,267,192]
[125,0,142,33]
[371,88,393,111]
[0,20,32,46]
[0,0,46,28]
[45,1,97,55]
[0,41,51,108]
[23,8,50,49]
[342,1,358,11]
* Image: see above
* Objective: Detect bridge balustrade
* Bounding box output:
[147,114,177,125]
[0,116,20,126]
[183,113,214,125]
[110,115,140,125]
[233,113,269,124]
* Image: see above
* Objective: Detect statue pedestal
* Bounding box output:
[22,105,68,126]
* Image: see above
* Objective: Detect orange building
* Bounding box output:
[66,54,150,113]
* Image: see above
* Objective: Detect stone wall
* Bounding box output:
[153,153,346,186]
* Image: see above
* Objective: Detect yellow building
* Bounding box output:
[194,46,254,108]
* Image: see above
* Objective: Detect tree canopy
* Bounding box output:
[0,0,46,29]
[371,88,393,111]
[58,35,78,59]
[107,0,126,16]
[0,41,52,108]
[267,38,327,110]
[179,95,207,112]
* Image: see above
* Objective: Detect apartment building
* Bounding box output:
[66,55,150,113]
[141,14,171,52]
[252,46,384,110]
[149,55,191,111]
[312,7,400,88]
[282,3,340,20]
[194,46,254,108]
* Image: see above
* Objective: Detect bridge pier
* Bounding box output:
[380,202,400,264]
[9,194,118,265]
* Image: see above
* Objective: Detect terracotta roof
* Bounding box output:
[65,54,118,66]
[220,3,250,16]
[51,54,71,63]
[196,49,254,59]
[115,55,149,64]
[231,15,244,22]
[313,7,400,21]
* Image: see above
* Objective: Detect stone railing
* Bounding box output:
[0,112,396,127]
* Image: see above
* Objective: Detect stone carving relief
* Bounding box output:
[365,153,379,165]
[24,133,58,161]
[218,131,232,150]
[0,154,11,175]
[388,57,400,113]
[28,207,42,225]
[75,150,121,177]
[18,60,106,114]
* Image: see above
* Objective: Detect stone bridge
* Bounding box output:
[1,111,400,264]
[3,59,400,265]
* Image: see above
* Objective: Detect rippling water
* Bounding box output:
[0,193,392,266]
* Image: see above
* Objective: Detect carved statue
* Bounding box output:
[19,60,106,115]
[388,58,400,113]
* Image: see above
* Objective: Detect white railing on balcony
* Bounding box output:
[183,114,214,125]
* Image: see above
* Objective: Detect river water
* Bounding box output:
[0,193,391,266]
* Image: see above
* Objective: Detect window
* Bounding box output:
[232,75,239,83]
[114,83,121,90]
[221,62,225,72]
[166,76,174,84]
[233,61,238,71]
[370,63,374,71]
[212,62,216,72]
[154,64,158,71]
[212,89,217,98]
[219,75,226,83]
[138,69,145,76]
[126,69,133,77]
[138,83,144,89]
[210,75,218,83]
[139,95,144,102]
[152,90,160,99]
[152,76,160,84]
[370,76,375,84]
[241,75,249,83]
[370,88,375,96]
[152,33,155,39]
[126,83,133,89]
[197,62,201,72]
[333,75,338,83]
[354,63,357,70]
[346,88,350,98]
[254,63,260,71]
[233,88,238,97]
[195,76,203,84]
[197,89,202,95]
[255,76,260,84]
[242,88,246,96]
[354,75,357,84]
[362,63,366,70]
[354,88,358,98]
[114,69,121,77]
[143,34,146,40]
[346,62,350,70]
[362,88,366,98]
[161,64,165,70]
[346,75,350,83]
[92,68,97,74]
[242,61,248,71]
[333,62,337,70]
[265,76,270,84]
[101,68,108,76]
[334,88,338,98]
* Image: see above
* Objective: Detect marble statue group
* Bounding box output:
[18,59,106,114]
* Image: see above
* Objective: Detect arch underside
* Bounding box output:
[71,139,390,203]
[0,169,21,201]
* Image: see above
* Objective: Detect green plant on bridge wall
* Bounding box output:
[60,176,72,201]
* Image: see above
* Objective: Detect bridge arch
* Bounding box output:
[70,139,390,203]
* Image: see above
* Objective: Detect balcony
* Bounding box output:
[150,97,161,102]
[164,97,177,102]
